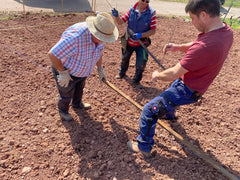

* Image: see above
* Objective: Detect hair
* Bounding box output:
[185,0,220,17]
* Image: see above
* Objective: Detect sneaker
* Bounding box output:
[59,111,73,121]
[127,141,151,158]
[115,74,125,79]
[132,82,143,89]
[72,102,91,110]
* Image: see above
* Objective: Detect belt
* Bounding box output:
[179,79,203,100]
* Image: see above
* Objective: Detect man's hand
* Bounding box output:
[97,66,106,83]
[111,8,119,17]
[152,70,160,82]
[57,70,72,87]
[163,43,178,54]
[131,33,142,40]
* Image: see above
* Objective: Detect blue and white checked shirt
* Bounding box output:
[51,22,104,77]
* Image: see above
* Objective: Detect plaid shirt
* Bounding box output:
[51,22,104,77]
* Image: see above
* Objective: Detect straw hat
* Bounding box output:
[86,12,119,43]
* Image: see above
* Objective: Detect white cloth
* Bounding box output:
[57,70,72,87]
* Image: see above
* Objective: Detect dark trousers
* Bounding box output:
[52,66,87,113]
[119,45,148,83]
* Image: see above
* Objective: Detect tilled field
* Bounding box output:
[0,13,239,180]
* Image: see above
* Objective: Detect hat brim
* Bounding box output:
[86,16,119,43]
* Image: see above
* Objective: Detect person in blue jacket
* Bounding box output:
[112,0,157,89]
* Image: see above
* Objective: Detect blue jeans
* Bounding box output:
[52,66,87,113]
[136,79,200,152]
[119,45,148,83]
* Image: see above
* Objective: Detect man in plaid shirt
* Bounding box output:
[112,0,157,89]
[48,12,118,121]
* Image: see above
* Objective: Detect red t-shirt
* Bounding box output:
[180,23,233,93]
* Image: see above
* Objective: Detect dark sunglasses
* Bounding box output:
[141,0,150,3]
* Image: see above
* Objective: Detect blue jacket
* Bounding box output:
[127,5,155,33]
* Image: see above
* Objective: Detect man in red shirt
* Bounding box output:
[127,0,233,158]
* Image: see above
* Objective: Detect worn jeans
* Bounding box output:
[52,66,87,113]
[119,45,148,83]
[136,79,200,152]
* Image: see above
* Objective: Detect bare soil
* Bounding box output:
[0,13,239,180]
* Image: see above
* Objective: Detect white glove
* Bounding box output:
[97,66,106,83]
[57,70,72,87]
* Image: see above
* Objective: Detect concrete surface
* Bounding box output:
[0,0,239,19]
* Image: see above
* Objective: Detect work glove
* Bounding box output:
[97,66,106,83]
[131,33,142,40]
[111,8,119,17]
[57,70,72,87]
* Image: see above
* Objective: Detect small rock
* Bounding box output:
[42,128,48,133]
[170,146,178,151]
[93,171,99,178]
[21,167,31,174]
[9,140,15,145]
[63,168,70,177]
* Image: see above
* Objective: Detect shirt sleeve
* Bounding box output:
[51,34,76,61]
[121,9,130,23]
[180,42,216,72]
[150,11,157,29]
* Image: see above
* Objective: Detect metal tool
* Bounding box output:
[160,24,176,65]
[128,29,166,70]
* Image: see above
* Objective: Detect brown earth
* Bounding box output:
[0,12,239,180]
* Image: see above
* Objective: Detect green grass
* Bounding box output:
[156,0,240,8]
[1,17,9,20]
[223,17,240,29]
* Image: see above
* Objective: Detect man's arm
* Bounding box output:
[48,51,65,71]
[152,62,188,82]
[163,42,193,54]
[142,28,156,38]
[111,8,125,25]
[112,16,125,25]
[48,50,72,87]
[96,54,103,67]
[96,54,106,83]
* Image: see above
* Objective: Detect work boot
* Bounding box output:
[127,141,151,158]
[132,81,143,89]
[72,102,91,110]
[59,111,73,122]
[115,74,125,79]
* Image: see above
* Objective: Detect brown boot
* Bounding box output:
[127,141,151,158]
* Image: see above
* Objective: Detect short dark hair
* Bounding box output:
[185,0,220,17]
